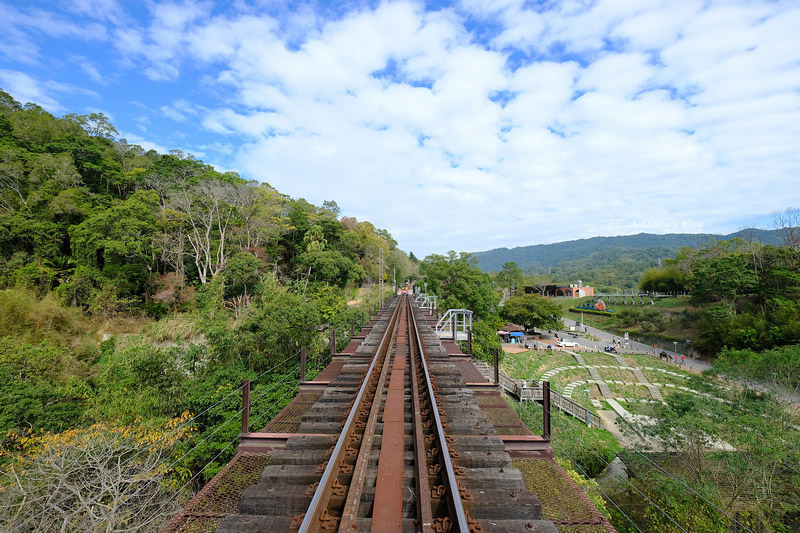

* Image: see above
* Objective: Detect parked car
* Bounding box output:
[556,340,579,348]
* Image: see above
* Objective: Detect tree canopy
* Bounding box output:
[500,293,562,331]
[418,251,499,318]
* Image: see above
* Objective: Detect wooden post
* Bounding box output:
[331,329,336,356]
[493,348,499,385]
[350,319,354,338]
[241,379,251,435]
[451,315,456,340]
[542,381,551,439]
[361,311,364,327]
[467,329,472,356]
[300,346,307,383]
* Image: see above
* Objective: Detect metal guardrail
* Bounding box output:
[473,360,601,428]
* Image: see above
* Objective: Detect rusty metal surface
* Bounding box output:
[298,299,400,532]
[371,316,408,531]
[160,454,271,533]
[311,360,345,382]
[409,297,473,533]
[210,297,572,532]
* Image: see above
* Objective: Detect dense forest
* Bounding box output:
[0,90,417,531]
[475,229,787,291]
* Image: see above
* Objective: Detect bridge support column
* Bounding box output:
[331,329,336,356]
[542,381,551,439]
[467,329,472,356]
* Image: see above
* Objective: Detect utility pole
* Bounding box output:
[379,246,384,307]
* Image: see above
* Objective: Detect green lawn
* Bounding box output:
[550,367,592,391]
[604,384,655,400]
[617,399,660,416]
[582,353,627,366]
[500,349,578,379]
[592,367,638,383]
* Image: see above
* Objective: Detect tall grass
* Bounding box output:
[0,288,86,342]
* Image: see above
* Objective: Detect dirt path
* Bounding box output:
[502,344,529,354]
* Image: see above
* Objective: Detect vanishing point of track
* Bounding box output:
[217,294,556,532]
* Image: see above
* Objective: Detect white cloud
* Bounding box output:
[0,70,63,111]
[159,98,200,122]
[68,0,125,24]
[117,130,169,155]
[69,55,106,84]
[4,0,800,256]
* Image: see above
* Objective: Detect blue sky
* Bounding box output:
[2,0,799,257]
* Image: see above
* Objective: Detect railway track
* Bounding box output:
[218,295,557,532]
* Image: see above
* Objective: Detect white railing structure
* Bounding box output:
[435,308,473,340]
[415,293,437,311]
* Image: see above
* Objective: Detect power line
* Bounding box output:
[547,436,644,533]
[8,356,304,533]
[118,431,244,533]
[523,401,691,532]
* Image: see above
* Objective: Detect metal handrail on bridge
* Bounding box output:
[435,308,473,340]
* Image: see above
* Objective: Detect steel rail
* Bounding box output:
[407,298,434,530]
[337,302,403,530]
[408,297,471,532]
[298,298,401,533]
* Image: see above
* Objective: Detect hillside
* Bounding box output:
[473,229,786,274]
[0,89,415,531]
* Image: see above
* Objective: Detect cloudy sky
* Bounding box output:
[2,1,799,256]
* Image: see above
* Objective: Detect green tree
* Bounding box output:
[639,266,689,293]
[418,252,499,318]
[460,318,503,364]
[70,190,159,274]
[495,261,523,293]
[500,293,562,331]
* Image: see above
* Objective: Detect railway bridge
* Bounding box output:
[163,295,615,532]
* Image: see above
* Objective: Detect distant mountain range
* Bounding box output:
[472,229,786,288]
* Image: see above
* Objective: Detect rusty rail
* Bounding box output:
[297,300,400,532]
[409,297,473,532]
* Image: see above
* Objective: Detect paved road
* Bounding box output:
[558,317,712,373]
[523,317,710,373]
